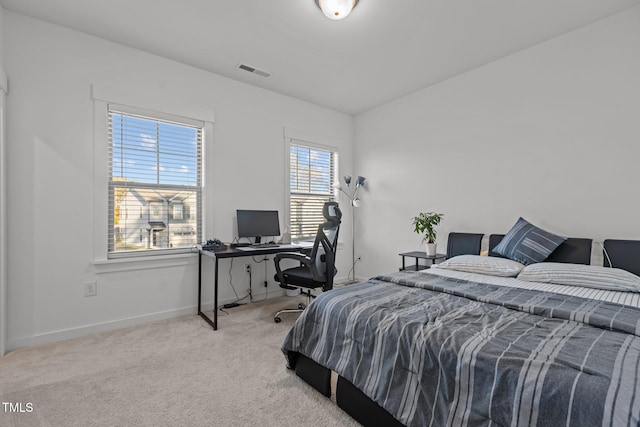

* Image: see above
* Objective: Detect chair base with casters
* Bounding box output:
[273,288,313,323]
[273,202,342,323]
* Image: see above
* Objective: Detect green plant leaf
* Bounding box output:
[411,212,444,243]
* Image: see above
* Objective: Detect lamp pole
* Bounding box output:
[334,175,366,283]
[350,202,355,282]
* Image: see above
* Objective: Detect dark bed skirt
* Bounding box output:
[293,352,404,427]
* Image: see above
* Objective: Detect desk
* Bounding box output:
[198,244,306,330]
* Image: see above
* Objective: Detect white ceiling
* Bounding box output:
[2,0,639,114]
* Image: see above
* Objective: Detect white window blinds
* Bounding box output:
[289,142,337,239]
[108,106,203,257]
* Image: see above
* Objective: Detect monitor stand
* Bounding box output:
[250,237,278,248]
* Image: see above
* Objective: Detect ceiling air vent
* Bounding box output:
[238,63,271,78]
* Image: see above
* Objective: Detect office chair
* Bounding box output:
[446,232,484,259]
[273,202,342,323]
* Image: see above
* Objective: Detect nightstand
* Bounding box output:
[399,251,446,271]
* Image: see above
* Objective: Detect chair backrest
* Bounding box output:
[446,232,484,258]
[489,234,592,265]
[603,239,640,276]
[309,202,342,291]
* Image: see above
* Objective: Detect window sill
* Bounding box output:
[292,240,345,248]
[93,252,198,274]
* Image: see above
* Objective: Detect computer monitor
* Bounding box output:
[236,210,281,244]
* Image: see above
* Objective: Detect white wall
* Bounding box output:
[0,4,7,356]
[354,6,640,277]
[0,4,4,64]
[4,11,353,350]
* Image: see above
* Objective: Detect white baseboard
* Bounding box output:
[5,278,350,352]
[334,275,363,286]
[6,305,197,352]
[5,290,291,352]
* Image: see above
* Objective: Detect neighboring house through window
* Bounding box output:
[108,106,203,256]
[172,203,183,220]
[288,140,337,240]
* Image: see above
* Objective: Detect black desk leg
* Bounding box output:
[197,251,217,330]
[198,251,202,315]
[214,257,219,330]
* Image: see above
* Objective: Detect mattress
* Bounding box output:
[423,267,640,308]
[282,269,640,426]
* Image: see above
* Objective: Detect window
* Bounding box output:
[108,106,202,257]
[289,141,337,239]
[172,204,183,220]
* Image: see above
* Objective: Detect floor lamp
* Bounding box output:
[334,175,366,283]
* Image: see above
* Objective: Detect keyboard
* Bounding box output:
[230,243,251,248]
[250,243,279,248]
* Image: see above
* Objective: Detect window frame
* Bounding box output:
[107,105,203,258]
[285,133,339,241]
[92,85,214,264]
[0,68,7,355]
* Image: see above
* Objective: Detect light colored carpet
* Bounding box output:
[0,296,360,427]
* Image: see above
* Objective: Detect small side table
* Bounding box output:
[399,251,446,271]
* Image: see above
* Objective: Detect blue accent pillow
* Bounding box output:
[493,217,566,265]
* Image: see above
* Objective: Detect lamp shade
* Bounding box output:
[343,175,352,186]
[315,0,359,20]
[352,198,362,208]
[356,176,366,187]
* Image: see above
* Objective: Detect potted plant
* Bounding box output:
[412,212,443,256]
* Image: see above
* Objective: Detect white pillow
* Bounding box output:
[517,263,640,293]
[434,255,525,277]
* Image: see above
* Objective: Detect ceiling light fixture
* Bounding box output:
[315,0,359,20]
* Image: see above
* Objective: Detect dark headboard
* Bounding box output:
[489,234,593,265]
[603,239,640,277]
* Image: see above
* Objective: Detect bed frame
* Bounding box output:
[293,352,404,427]
[488,235,593,265]
[603,239,640,276]
[288,235,633,426]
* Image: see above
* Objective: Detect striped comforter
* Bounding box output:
[282,271,640,427]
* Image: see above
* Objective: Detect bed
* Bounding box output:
[281,237,640,427]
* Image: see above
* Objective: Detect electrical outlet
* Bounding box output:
[84,281,97,297]
[245,264,251,274]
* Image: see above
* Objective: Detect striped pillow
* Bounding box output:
[434,255,525,277]
[518,263,640,292]
[493,217,566,265]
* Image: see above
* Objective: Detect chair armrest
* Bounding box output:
[274,252,312,285]
[274,252,311,265]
